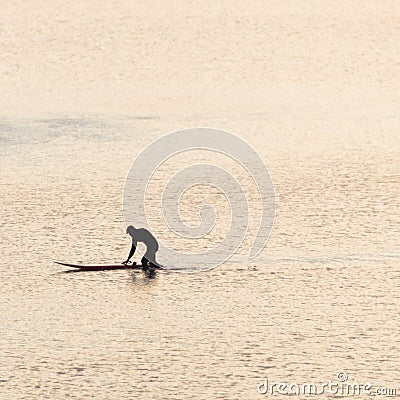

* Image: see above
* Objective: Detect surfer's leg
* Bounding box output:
[141,255,149,267]
[145,250,161,268]
[142,250,161,269]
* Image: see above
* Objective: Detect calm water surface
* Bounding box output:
[0,116,399,399]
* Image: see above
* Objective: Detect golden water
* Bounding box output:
[1,1,399,398]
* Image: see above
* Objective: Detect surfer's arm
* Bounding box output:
[125,240,136,262]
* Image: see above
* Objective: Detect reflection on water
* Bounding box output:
[0,115,399,400]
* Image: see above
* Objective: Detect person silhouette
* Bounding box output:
[122,225,160,269]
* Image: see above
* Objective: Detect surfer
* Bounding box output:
[122,225,160,269]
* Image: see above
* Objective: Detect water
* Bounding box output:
[1,115,398,399]
[1,1,400,398]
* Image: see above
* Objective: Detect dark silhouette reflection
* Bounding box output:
[129,269,158,286]
[123,225,161,268]
[143,266,157,279]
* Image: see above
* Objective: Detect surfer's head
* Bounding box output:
[126,225,136,236]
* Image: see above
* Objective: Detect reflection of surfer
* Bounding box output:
[122,225,160,268]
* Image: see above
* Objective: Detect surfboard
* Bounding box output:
[55,261,163,271]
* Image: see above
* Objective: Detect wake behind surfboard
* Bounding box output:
[55,261,164,271]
